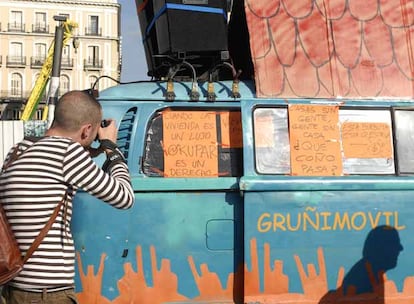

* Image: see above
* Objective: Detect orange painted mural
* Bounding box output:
[75,236,414,304]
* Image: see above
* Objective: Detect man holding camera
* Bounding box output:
[0,90,134,303]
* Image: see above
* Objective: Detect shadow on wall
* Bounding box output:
[319,225,404,304]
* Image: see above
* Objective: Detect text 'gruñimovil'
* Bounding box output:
[257,207,405,232]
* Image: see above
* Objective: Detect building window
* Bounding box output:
[35,43,46,60]
[60,75,70,95]
[61,45,73,68]
[88,46,99,62]
[31,43,46,68]
[84,46,102,70]
[89,75,98,89]
[10,42,22,58]
[33,12,48,33]
[9,11,24,32]
[86,16,101,36]
[11,73,23,97]
[8,42,25,66]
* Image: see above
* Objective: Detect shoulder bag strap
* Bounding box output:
[2,140,69,263]
[2,146,20,171]
[22,190,68,263]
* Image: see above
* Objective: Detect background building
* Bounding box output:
[0,0,121,119]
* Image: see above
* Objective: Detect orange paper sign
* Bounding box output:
[220,112,243,148]
[342,122,392,158]
[289,104,342,176]
[163,111,218,177]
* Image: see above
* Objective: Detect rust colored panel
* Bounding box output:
[246,0,280,18]
[246,8,271,58]
[363,16,393,67]
[332,11,361,68]
[382,64,414,97]
[282,0,313,18]
[392,26,414,80]
[297,9,334,67]
[315,0,347,20]
[254,52,284,97]
[350,45,384,97]
[285,45,320,97]
[348,0,378,21]
[269,5,296,66]
[318,56,351,97]
[380,0,414,27]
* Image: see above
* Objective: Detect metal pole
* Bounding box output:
[47,15,67,127]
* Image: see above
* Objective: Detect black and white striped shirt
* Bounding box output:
[0,136,134,292]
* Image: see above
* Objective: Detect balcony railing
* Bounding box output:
[32,24,49,33]
[8,23,25,32]
[0,90,31,100]
[85,26,102,36]
[0,99,45,120]
[30,56,46,68]
[84,59,103,70]
[61,58,74,69]
[6,56,26,67]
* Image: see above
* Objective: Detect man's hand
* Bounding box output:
[87,146,104,158]
[97,119,118,143]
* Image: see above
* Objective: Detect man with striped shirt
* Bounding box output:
[0,90,134,303]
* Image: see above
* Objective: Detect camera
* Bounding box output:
[101,120,110,128]
[95,120,110,141]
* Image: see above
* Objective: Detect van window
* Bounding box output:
[394,109,414,174]
[253,106,395,175]
[142,109,243,177]
[254,108,290,174]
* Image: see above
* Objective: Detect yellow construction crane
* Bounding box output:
[20,19,78,121]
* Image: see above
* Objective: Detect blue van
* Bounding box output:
[72,80,414,304]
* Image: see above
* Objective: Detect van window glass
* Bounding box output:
[253,107,394,175]
[393,109,414,174]
[254,108,290,174]
[340,109,394,175]
[143,109,243,177]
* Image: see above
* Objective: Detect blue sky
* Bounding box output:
[119,0,149,82]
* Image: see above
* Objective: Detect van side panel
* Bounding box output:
[72,190,244,303]
[244,189,413,303]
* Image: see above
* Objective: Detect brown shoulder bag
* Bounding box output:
[0,145,67,285]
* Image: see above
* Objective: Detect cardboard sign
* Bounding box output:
[342,122,393,158]
[289,104,342,176]
[162,111,218,177]
[220,112,243,148]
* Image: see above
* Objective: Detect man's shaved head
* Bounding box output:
[52,90,102,131]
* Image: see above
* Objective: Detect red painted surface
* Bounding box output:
[246,0,414,98]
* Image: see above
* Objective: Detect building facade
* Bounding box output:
[0,0,121,119]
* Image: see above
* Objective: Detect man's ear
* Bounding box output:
[80,124,93,140]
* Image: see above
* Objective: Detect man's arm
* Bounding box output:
[63,142,134,209]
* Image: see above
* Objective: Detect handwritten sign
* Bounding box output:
[289,104,342,176]
[254,114,275,148]
[163,111,218,177]
[220,112,243,148]
[342,122,392,158]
